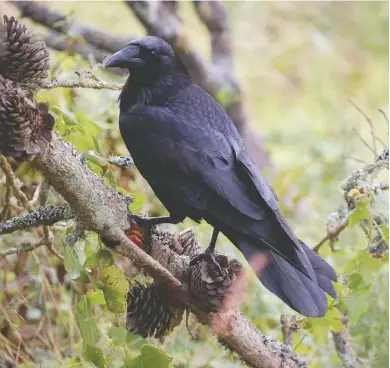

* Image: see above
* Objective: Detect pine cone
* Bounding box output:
[126,282,184,338]
[0,87,54,158]
[189,254,243,312]
[177,228,200,257]
[0,16,49,89]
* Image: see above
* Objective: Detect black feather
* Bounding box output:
[108,36,337,317]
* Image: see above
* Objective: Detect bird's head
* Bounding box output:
[105,36,183,77]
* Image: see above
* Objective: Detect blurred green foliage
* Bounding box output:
[0,2,388,368]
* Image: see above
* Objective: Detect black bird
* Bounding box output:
[106,36,337,317]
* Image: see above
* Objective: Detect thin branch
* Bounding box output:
[0,185,12,222]
[342,155,366,165]
[332,312,362,368]
[281,315,298,347]
[42,79,122,90]
[0,156,34,212]
[352,127,377,159]
[312,219,348,253]
[349,100,378,156]
[108,156,135,169]
[30,181,43,206]
[0,238,47,257]
[11,1,133,53]
[378,109,389,137]
[0,204,74,235]
[38,28,107,64]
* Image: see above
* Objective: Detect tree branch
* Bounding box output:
[42,79,122,90]
[28,133,303,367]
[38,28,108,63]
[313,149,389,253]
[0,204,73,235]
[313,141,388,367]
[0,238,47,257]
[332,313,362,368]
[11,1,133,54]
[0,155,34,212]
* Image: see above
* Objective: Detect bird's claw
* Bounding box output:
[130,213,149,227]
[189,249,222,274]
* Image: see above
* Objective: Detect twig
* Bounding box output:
[281,315,298,347]
[0,204,74,235]
[0,156,34,212]
[30,181,43,205]
[332,312,362,368]
[342,155,366,165]
[352,127,377,159]
[63,222,84,247]
[312,219,348,253]
[108,156,135,169]
[349,100,378,155]
[378,109,389,137]
[42,79,122,90]
[0,238,47,257]
[0,185,12,222]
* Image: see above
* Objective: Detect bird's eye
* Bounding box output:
[150,50,158,57]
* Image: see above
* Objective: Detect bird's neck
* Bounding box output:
[119,72,190,110]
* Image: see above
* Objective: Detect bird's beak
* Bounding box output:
[105,45,141,69]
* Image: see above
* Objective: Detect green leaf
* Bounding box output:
[108,327,128,346]
[129,192,146,214]
[64,242,86,279]
[82,150,109,168]
[87,290,106,305]
[323,307,344,332]
[72,269,91,284]
[105,171,116,187]
[92,135,105,155]
[348,273,364,289]
[98,265,129,313]
[84,344,106,368]
[307,318,329,345]
[52,105,79,126]
[76,296,100,346]
[121,355,139,368]
[380,224,389,246]
[84,250,114,269]
[348,198,371,228]
[121,345,172,368]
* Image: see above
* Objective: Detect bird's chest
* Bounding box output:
[119,108,170,174]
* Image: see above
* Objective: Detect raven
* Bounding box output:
[106,36,337,317]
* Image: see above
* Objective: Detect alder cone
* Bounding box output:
[189,254,243,312]
[126,282,184,338]
[0,16,49,88]
[0,87,54,158]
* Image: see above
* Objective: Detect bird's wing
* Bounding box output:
[124,101,267,222]
[122,83,313,276]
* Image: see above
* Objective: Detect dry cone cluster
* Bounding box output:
[0,15,53,158]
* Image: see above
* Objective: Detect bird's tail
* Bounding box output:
[235,238,337,317]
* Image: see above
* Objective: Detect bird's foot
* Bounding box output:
[189,248,222,274]
[129,214,182,250]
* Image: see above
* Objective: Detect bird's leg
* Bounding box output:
[189,228,222,273]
